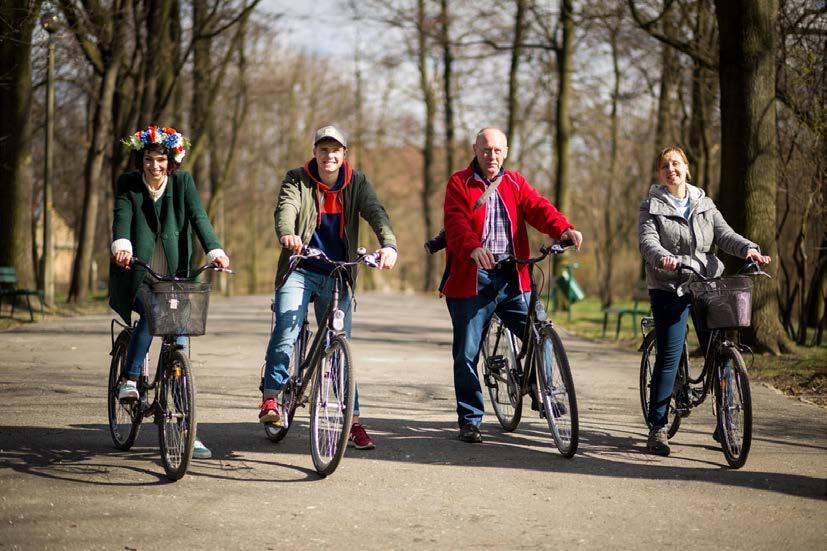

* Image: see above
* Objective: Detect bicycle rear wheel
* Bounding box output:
[482,315,522,431]
[533,325,578,457]
[309,334,355,477]
[158,349,196,480]
[107,331,142,450]
[639,331,682,438]
[264,324,308,443]
[715,347,752,469]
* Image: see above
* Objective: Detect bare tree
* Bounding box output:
[715,0,792,354]
[0,0,40,289]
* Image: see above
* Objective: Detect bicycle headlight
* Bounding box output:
[535,301,548,321]
[332,309,345,331]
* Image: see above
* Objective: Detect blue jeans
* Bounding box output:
[124,290,188,379]
[446,266,529,427]
[647,289,709,430]
[262,268,360,416]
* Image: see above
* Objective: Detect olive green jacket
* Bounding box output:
[273,162,397,288]
[108,171,222,323]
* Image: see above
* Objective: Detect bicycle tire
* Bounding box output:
[715,346,752,469]
[533,325,578,457]
[639,331,682,439]
[158,349,196,481]
[264,325,307,443]
[309,334,355,477]
[481,315,522,431]
[107,331,142,450]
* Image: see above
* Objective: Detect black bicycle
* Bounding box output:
[639,261,768,468]
[480,242,579,457]
[107,258,231,480]
[262,246,379,476]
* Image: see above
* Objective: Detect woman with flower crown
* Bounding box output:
[109,125,230,459]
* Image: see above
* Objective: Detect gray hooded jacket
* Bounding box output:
[638,184,758,293]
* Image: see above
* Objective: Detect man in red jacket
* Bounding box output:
[442,127,583,443]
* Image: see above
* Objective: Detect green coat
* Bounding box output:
[108,170,222,324]
[274,162,397,287]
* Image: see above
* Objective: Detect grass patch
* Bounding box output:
[550,295,826,407]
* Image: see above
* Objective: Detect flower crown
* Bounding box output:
[123,125,190,163]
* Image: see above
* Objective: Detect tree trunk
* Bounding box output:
[715,0,792,354]
[191,0,210,188]
[687,0,716,194]
[506,0,527,145]
[440,0,455,181]
[69,60,121,302]
[0,0,38,289]
[418,0,437,292]
[600,25,621,309]
[553,0,573,277]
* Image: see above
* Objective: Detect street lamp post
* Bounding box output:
[41,10,60,308]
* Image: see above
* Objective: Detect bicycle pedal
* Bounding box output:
[674,407,691,418]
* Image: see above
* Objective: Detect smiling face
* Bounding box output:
[143,149,169,186]
[313,138,346,181]
[657,148,690,196]
[473,128,508,180]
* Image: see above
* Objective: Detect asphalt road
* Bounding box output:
[0,292,824,550]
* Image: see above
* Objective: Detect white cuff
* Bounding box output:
[207,248,227,262]
[111,239,133,255]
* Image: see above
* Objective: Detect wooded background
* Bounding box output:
[0,0,824,353]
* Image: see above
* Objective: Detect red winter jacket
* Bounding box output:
[441,162,574,298]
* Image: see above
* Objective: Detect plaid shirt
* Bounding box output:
[479,177,512,255]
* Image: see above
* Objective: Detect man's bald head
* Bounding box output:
[473,127,509,180]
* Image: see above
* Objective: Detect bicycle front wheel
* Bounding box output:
[639,331,682,438]
[482,315,522,431]
[107,331,141,450]
[157,349,196,480]
[533,326,578,457]
[715,346,752,469]
[309,334,355,477]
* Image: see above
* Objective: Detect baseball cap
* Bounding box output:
[313,125,347,148]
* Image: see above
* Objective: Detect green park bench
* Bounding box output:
[0,267,44,321]
[602,281,650,339]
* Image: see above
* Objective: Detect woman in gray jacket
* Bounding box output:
[638,146,770,456]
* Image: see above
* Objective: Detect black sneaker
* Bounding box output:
[646,427,670,456]
[458,424,482,443]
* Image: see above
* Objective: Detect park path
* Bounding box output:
[0,292,824,550]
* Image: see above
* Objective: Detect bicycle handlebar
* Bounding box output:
[289,246,381,270]
[676,259,770,281]
[130,257,234,282]
[492,240,576,268]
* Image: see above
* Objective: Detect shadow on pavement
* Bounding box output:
[1,419,824,499]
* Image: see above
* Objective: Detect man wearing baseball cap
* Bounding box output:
[258,125,398,450]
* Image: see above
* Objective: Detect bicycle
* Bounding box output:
[639,261,768,468]
[261,246,379,477]
[480,241,579,457]
[107,258,231,480]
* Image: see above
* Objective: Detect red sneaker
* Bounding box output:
[259,398,281,426]
[349,422,375,450]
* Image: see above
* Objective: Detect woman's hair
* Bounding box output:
[128,142,181,175]
[655,146,691,182]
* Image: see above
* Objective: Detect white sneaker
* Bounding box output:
[118,380,139,401]
[192,439,212,459]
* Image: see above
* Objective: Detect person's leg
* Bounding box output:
[446,269,498,432]
[261,270,314,420]
[647,289,691,433]
[124,294,152,381]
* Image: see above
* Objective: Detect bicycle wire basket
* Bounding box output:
[138,280,211,336]
[687,275,753,330]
